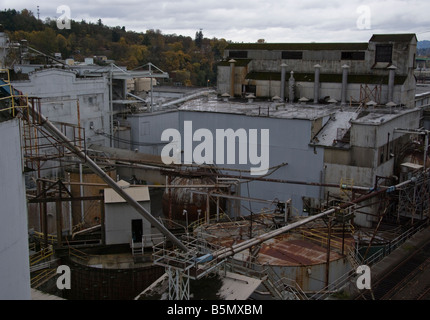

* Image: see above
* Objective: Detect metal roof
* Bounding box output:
[369,33,417,43]
[225,42,369,51]
[104,184,150,203]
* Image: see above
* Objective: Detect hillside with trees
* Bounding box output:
[0,9,229,86]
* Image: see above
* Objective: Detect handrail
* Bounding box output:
[309,222,428,300]
[31,268,57,288]
[29,245,53,266]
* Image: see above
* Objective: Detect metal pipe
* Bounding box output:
[341,65,349,107]
[388,65,397,103]
[229,59,236,97]
[29,105,188,252]
[289,71,295,103]
[314,64,321,104]
[280,63,287,101]
[209,179,404,261]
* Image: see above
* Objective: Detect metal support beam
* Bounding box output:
[28,104,188,252]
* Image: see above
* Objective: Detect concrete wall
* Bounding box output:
[180,111,325,214]
[12,68,110,147]
[104,201,152,245]
[351,109,421,149]
[220,36,416,107]
[0,119,31,299]
[128,110,179,155]
[129,109,325,214]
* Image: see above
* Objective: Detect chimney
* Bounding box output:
[387,65,397,104]
[289,71,295,103]
[280,63,288,101]
[341,64,349,107]
[229,59,236,98]
[313,64,321,104]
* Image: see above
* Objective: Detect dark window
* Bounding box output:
[341,51,365,60]
[375,45,392,63]
[243,84,256,94]
[282,51,303,59]
[229,51,248,58]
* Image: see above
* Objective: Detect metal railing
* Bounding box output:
[29,245,53,266]
[0,69,28,116]
[31,268,57,288]
[225,257,308,300]
[152,234,226,280]
[309,222,429,300]
[33,231,57,245]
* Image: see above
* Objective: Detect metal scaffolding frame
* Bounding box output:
[396,172,430,223]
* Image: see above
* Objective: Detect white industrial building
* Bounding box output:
[11,68,110,147]
[104,180,154,246]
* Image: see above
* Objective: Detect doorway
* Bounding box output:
[131,219,143,242]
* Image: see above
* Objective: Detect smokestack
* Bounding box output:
[280,63,287,101]
[387,65,397,103]
[341,64,349,107]
[229,59,236,97]
[289,71,295,103]
[313,64,321,104]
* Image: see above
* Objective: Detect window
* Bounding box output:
[341,51,365,60]
[375,45,392,63]
[282,51,303,59]
[229,51,248,58]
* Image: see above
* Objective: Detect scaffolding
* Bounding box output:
[152,235,227,300]
[21,97,86,173]
[359,84,382,106]
[396,172,430,222]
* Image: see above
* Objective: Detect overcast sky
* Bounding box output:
[3,0,430,42]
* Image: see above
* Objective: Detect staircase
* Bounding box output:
[226,258,308,300]
[29,245,58,289]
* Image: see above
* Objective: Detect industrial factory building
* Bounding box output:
[0,33,430,301]
[218,33,417,108]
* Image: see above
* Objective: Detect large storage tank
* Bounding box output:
[195,217,355,294]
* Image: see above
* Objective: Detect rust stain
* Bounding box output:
[200,220,355,267]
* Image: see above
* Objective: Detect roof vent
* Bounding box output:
[366,100,377,110]
[299,97,309,104]
[221,93,231,102]
[246,93,255,103]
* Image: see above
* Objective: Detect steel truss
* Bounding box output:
[152,235,227,300]
[396,172,430,222]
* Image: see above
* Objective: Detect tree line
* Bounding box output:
[1,9,230,86]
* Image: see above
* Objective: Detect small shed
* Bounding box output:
[104,180,152,246]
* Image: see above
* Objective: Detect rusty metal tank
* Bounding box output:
[195,218,355,294]
[162,174,226,223]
